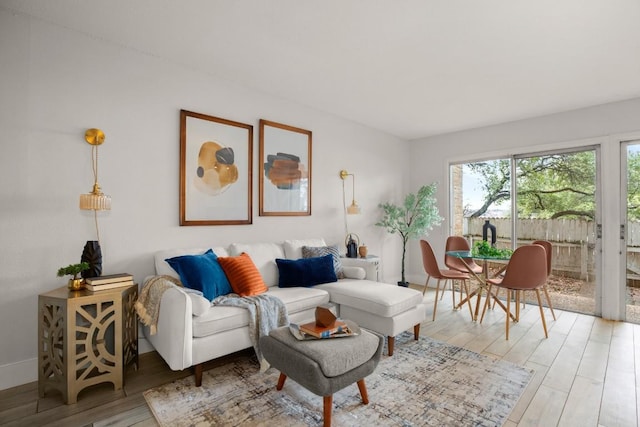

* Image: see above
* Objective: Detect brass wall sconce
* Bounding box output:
[79,128,111,242]
[339,169,361,215]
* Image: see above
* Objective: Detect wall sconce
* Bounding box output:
[79,128,111,242]
[339,169,361,215]
[340,169,361,258]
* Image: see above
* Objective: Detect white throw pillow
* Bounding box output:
[343,266,367,280]
[283,238,327,259]
[183,288,211,316]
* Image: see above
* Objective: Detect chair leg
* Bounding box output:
[450,279,457,306]
[387,336,395,356]
[515,290,521,322]
[357,379,369,404]
[422,275,431,296]
[323,395,332,427]
[413,323,420,340]
[535,289,549,338]
[440,279,447,301]
[432,279,442,321]
[463,280,474,318]
[480,284,493,323]
[543,284,556,320]
[506,292,510,340]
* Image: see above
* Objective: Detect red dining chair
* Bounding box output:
[483,244,549,340]
[420,240,472,321]
[445,236,483,275]
[493,240,556,321]
[532,240,556,320]
[444,236,482,307]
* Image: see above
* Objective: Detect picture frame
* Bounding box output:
[259,119,312,216]
[180,110,253,225]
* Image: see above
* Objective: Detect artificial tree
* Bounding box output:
[57,262,90,290]
[376,183,443,286]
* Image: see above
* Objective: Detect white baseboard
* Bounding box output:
[0,338,155,391]
[139,336,154,354]
[0,357,37,391]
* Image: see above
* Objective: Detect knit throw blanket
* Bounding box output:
[135,275,183,335]
[212,293,289,372]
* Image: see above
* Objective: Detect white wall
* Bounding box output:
[407,97,640,321]
[0,10,410,390]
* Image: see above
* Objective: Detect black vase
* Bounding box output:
[81,240,103,278]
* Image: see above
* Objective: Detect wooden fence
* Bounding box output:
[464,217,599,281]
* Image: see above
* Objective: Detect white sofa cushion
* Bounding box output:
[154,247,229,278]
[192,305,248,337]
[191,287,329,337]
[316,280,424,318]
[228,242,284,287]
[282,238,327,259]
[267,286,330,314]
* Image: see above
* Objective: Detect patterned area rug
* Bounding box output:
[144,333,533,426]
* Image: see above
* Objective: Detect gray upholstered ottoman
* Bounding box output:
[260,321,384,427]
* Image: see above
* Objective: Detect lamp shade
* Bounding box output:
[347,201,361,215]
[79,191,111,211]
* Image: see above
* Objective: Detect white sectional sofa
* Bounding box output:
[143,238,426,386]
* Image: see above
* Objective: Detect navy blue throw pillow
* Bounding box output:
[165,249,232,301]
[276,254,338,288]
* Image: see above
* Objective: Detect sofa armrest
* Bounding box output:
[142,284,194,371]
[343,266,367,280]
[341,258,378,281]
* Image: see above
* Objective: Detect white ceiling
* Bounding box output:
[4,0,640,140]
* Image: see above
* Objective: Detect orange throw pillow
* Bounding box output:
[217,252,268,296]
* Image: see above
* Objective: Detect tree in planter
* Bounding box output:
[57,262,90,280]
[57,262,90,288]
[376,183,443,286]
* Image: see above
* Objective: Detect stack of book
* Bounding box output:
[298,319,350,338]
[85,273,134,291]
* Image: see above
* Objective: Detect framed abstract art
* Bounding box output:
[259,119,312,216]
[180,110,253,225]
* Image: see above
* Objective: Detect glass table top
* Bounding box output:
[445,250,511,261]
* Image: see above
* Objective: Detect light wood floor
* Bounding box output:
[1,287,639,427]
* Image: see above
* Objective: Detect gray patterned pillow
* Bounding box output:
[301,244,345,279]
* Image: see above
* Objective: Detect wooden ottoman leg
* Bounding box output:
[388,336,395,356]
[357,379,369,404]
[414,323,420,340]
[323,395,332,427]
[276,373,287,390]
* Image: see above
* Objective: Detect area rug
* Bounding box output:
[143,333,533,426]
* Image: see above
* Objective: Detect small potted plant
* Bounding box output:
[57,262,90,290]
[376,183,443,286]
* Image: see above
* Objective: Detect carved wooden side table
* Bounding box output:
[37,284,138,404]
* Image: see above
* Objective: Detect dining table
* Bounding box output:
[445,250,514,321]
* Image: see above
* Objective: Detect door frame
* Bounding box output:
[620,138,640,321]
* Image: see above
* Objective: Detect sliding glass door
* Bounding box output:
[514,148,598,315]
[451,147,600,316]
